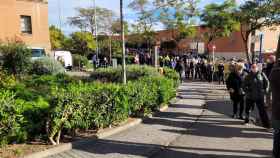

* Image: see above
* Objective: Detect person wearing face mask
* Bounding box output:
[226,63,246,119]
[243,64,270,128]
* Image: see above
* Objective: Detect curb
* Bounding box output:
[23,143,72,158]
[159,105,169,112]
[24,118,143,158]
[96,118,142,139]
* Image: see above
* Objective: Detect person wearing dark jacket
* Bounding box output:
[218,62,225,84]
[269,61,280,158]
[226,64,246,119]
[243,64,270,128]
[264,55,276,110]
[175,60,184,83]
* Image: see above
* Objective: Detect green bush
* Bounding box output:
[0,65,178,146]
[0,90,27,146]
[90,65,161,82]
[72,54,89,69]
[0,42,32,75]
[163,67,180,87]
[30,57,65,75]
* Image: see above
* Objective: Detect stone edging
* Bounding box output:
[24,118,143,158]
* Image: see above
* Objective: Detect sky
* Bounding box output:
[48,0,243,35]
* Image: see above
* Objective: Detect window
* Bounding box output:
[20,15,32,34]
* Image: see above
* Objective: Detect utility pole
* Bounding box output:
[120,0,127,84]
[93,0,99,66]
[58,0,62,30]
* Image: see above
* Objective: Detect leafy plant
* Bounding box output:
[30,57,65,75]
[0,90,27,146]
[0,42,32,76]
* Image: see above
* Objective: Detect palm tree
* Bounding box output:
[120,0,127,84]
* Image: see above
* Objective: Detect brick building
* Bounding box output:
[0,0,51,52]
[154,26,279,59]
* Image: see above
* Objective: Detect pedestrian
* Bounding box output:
[243,64,270,128]
[175,59,184,83]
[190,59,195,80]
[226,64,246,119]
[269,59,280,158]
[218,62,225,84]
[185,59,191,79]
[92,54,97,69]
[264,55,276,110]
[206,62,214,82]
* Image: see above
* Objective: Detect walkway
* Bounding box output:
[48,82,273,158]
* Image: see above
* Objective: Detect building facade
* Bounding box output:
[0,0,50,52]
[154,26,279,60]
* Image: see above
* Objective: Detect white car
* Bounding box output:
[53,51,73,70]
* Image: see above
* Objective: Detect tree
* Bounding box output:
[237,0,280,63]
[154,0,200,51]
[49,25,66,50]
[0,41,32,76]
[68,7,115,35]
[69,32,96,57]
[128,0,157,53]
[111,19,129,35]
[200,0,240,54]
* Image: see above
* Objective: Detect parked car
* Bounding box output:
[31,47,46,60]
[53,51,73,70]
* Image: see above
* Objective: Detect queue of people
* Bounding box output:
[163,54,279,157]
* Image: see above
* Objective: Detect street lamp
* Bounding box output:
[93,0,99,66]
[212,45,216,64]
[120,0,127,84]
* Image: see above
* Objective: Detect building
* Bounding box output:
[0,0,50,52]
[155,26,280,60]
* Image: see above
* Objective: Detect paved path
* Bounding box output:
[48,82,273,158]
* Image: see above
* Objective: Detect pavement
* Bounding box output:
[47,82,273,158]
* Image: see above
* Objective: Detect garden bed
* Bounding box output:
[0,65,179,158]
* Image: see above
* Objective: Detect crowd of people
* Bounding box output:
[160,54,279,157]
[160,55,225,84]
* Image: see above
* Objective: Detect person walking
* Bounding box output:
[190,59,195,80]
[270,59,280,158]
[243,64,270,128]
[218,62,225,84]
[226,64,246,119]
[175,59,184,83]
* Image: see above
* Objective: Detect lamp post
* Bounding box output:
[212,45,216,64]
[93,0,99,66]
[120,0,127,84]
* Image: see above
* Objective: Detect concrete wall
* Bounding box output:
[0,0,50,52]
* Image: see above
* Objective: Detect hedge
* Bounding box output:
[0,66,179,146]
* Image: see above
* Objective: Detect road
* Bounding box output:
[48,82,273,158]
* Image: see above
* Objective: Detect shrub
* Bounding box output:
[0,90,27,146]
[90,65,161,82]
[30,57,65,75]
[163,67,180,87]
[0,42,32,75]
[0,70,16,88]
[72,54,89,69]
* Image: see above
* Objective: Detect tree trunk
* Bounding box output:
[244,39,251,64]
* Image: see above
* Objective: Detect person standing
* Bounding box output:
[264,55,276,110]
[270,60,280,158]
[184,59,191,79]
[243,64,270,128]
[207,62,214,82]
[175,59,184,83]
[218,62,225,84]
[226,64,246,119]
[190,59,195,80]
